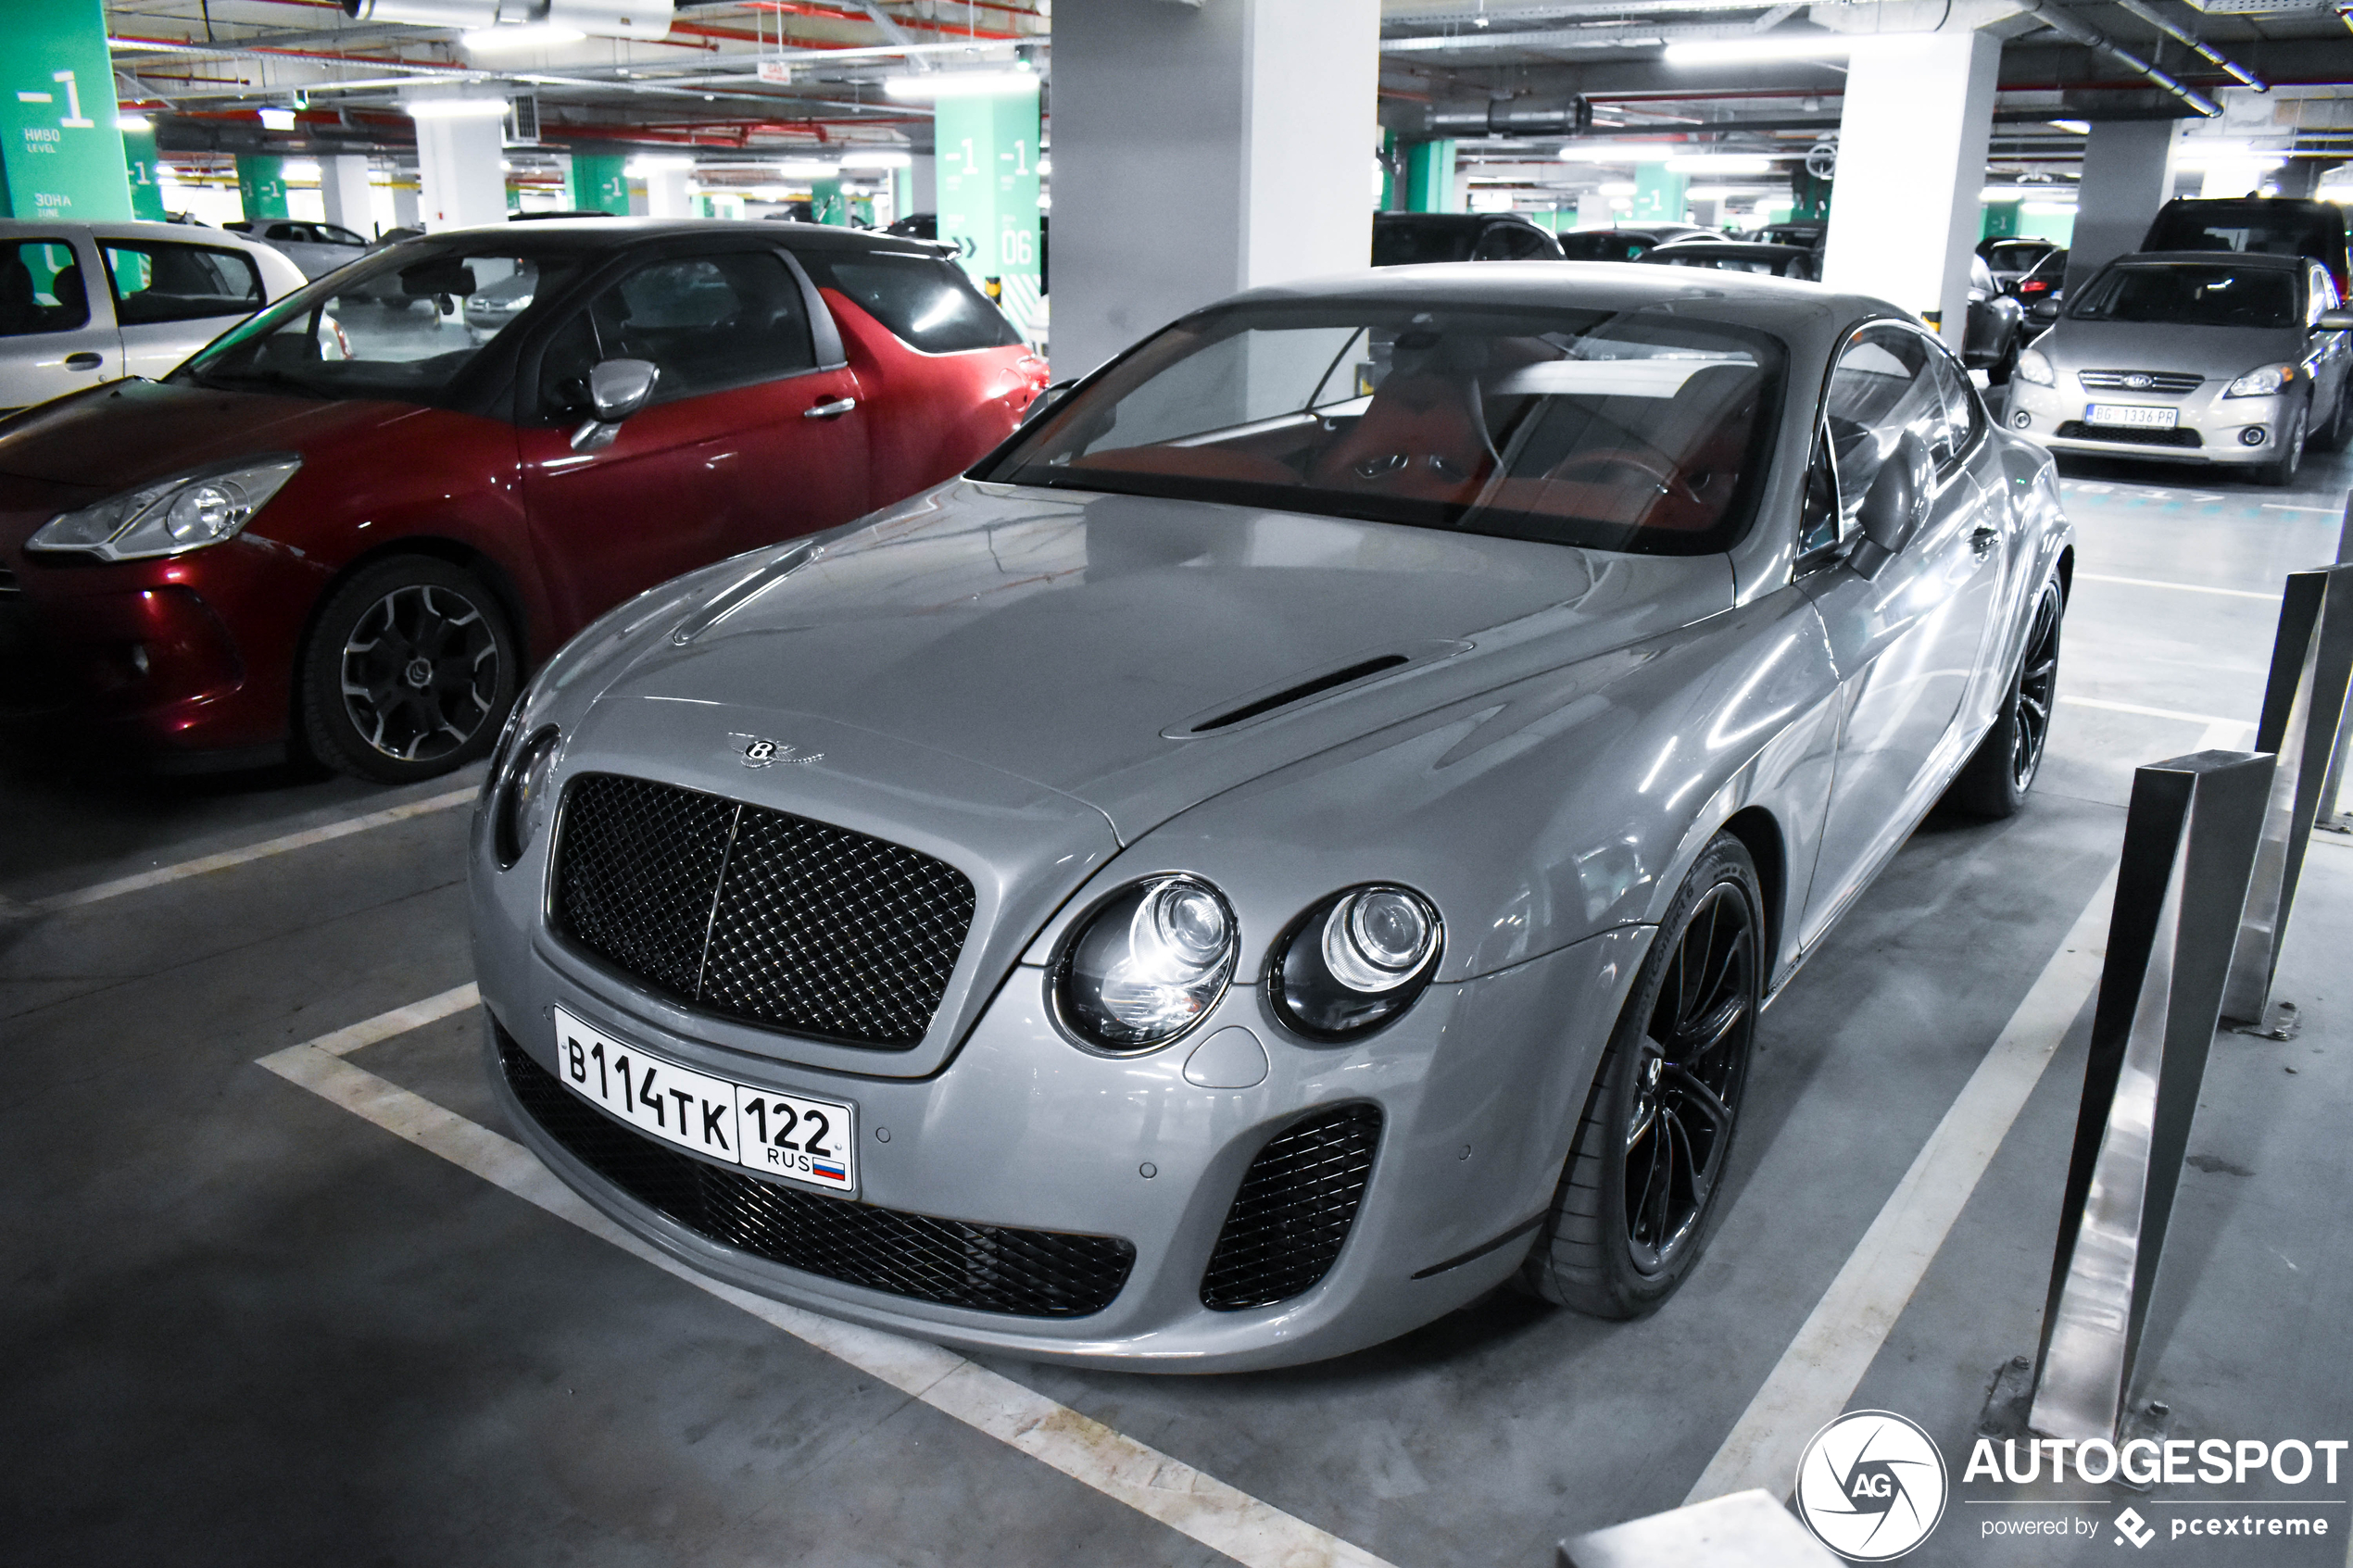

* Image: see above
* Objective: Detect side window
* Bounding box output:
[538,250,817,412]
[265,223,308,243]
[2307,266,2337,322]
[1822,325,1953,530]
[796,250,1021,354]
[0,240,91,336]
[100,243,265,326]
[319,223,368,247]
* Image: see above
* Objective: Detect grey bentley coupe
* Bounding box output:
[468,263,2073,1371]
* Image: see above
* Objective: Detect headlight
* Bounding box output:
[493,726,560,869]
[1270,885,1442,1040]
[25,456,301,561]
[2225,363,2296,398]
[1055,875,1237,1050]
[2015,348,2056,387]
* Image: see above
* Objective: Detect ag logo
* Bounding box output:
[1793,1411,1948,1561]
[728,733,823,769]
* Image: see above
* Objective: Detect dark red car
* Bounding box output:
[0,220,1049,780]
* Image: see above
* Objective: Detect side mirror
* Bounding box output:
[1848,432,1933,581]
[2029,297,2062,322]
[571,358,661,452]
[2317,309,2353,331]
[1020,378,1076,427]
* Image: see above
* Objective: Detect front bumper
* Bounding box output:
[2004,376,2295,467]
[473,872,1651,1372]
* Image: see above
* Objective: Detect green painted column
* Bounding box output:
[236,155,289,221]
[0,0,132,220]
[937,82,1043,330]
[1631,164,1688,224]
[1403,139,1456,212]
[121,122,166,220]
[892,164,913,221]
[1380,129,1399,210]
[1981,199,2021,240]
[1791,165,1831,222]
[810,177,848,226]
[568,154,627,213]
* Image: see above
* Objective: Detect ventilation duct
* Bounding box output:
[1390,96,1594,139]
[343,0,673,39]
[343,0,502,21]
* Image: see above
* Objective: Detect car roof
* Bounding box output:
[383,217,947,257]
[2117,249,2310,270]
[0,217,272,246]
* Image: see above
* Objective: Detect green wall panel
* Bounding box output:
[1403,139,1456,213]
[937,84,1043,329]
[121,124,166,220]
[237,156,290,221]
[568,154,627,213]
[0,0,133,221]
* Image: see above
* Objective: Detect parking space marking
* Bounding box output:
[2075,573,2281,602]
[1685,868,2117,1506]
[23,786,477,914]
[258,1006,1394,1568]
[2059,695,2257,742]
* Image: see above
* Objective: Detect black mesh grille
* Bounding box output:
[2056,420,2205,448]
[499,1027,1136,1318]
[2078,370,2204,396]
[1201,1105,1381,1311]
[553,773,975,1048]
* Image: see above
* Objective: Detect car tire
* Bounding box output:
[1944,575,2063,820]
[2259,401,2308,487]
[299,556,520,784]
[1520,832,1763,1320]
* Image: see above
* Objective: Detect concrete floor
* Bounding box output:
[4,435,2349,1567]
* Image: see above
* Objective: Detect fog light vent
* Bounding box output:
[2240,426,2269,446]
[2011,409,2032,430]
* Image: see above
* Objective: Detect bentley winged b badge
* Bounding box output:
[728,733,824,769]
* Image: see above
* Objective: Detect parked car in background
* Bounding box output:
[1640,239,1820,280]
[1751,220,1825,250]
[0,220,1048,779]
[1980,237,2060,294]
[0,219,306,411]
[2142,197,2350,297]
[883,213,937,241]
[469,263,2072,1370]
[1556,224,1718,262]
[1960,251,2030,383]
[2012,246,2068,307]
[225,219,371,280]
[1374,212,1566,265]
[2008,250,2353,484]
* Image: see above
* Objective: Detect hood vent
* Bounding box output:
[1189,655,1411,734]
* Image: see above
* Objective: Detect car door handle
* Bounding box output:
[1970,524,1999,557]
[63,352,104,371]
[804,396,856,420]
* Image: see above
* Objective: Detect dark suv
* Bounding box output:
[2142,197,2350,296]
[1372,213,1565,265]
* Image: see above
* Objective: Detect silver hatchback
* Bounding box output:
[2007,250,2353,484]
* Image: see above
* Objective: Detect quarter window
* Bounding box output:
[794,249,1022,354]
[100,242,265,326]
[0,240,90,335]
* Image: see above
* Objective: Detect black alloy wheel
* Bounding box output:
[1521,833,1763,1318]
[301,556,519,783]
[1944,574,2065,819]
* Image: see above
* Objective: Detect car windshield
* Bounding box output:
[2069,264,2296,328]
[1372,220,1479,266]
[978,300,1784,556]
[174,242,592,405]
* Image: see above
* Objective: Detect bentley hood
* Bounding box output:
[588,481,1738,845]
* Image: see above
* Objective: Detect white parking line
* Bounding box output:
[258,1004,1394,1568]
[2059,695,2258,742]
[1686,868,2117,1506]
[21,786,477,915]
[2075,573,2280,602]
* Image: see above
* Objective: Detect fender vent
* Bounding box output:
[1190,655,1409,734]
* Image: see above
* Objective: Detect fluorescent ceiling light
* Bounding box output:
[2173,140,2285,169]
[462,22,586,51]
[1559,144,1675,162]
[625,155,695,177]
[116,113,152,132]
[405,97,510,119]
[2049,119,2091,134]
[835,149,912,169]
[1665,154,1771,174]
[1665,33,1850,65]
[769,159,838,178]
[2023,201,2078,215]
[882,67,1038,99]
[283,158,321,182]
[258,107,298,131]
[1684,185,1740,200]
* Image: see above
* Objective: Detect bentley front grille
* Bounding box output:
[552,773,975,1049]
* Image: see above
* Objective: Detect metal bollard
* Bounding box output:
[2218,564,2353,1025]
[2030,750,2272,1444]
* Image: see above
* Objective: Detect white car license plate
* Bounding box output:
[2084,403,2179,431]
[549,1006,856,1196]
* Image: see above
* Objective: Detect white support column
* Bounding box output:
[1051,0,1380,378]
[2065,119,2182,293]
[409,103,508,232]
[318,154,374,236]
[643,165,693,219]
[911,153,937,214]
[1819,30,2000,356]
[391,175,420,231]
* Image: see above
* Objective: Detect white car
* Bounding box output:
[223,219,371,280]
[0,220,307,412]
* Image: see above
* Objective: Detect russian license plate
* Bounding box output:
[2084,403,2179,431]
[549,1006,857,1196]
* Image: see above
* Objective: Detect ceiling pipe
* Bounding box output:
[1383,3,1802,52]
[2107,0,2265,91]
[2015,0,2221,116]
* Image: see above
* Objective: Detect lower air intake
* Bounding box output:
[1201,1104,1382,1311]
[499,1027,1135,1318]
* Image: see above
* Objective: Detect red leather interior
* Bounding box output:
[1308,372,1496,501]
[1070,445,1301,485]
